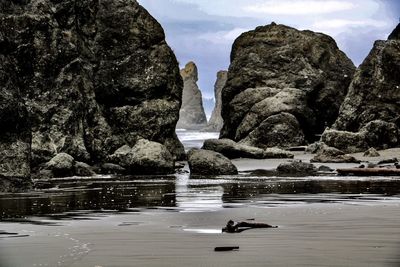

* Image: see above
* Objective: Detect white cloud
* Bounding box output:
[314,19,388,29]
[244,0,356,15]
[198,28,251,44]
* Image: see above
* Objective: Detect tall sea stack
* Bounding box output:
[206,70,227,132]
[176,62,208,129]
[322,24,400,152]
[0,0,185,188]
[220,23,355,148]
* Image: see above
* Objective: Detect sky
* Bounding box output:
[138,0,400,102]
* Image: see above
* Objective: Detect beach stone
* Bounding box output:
[109,139,175,175]
[317,165,334,172]
[202,138,293,159]
[101,163,127,175]
[176,62,207,129]
[324,24,400,151]
[311,145,360,163]
[45,153,75,177]
[239,112,305,148]
[277,161,317,176]
[0,0,184,185]
[74,162,96,177]
[220,23,355,147]
[188,149,238,175]
[363,148,380,157]
[205,70,228,131]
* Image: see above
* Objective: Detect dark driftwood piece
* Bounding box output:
[337,168,400,176]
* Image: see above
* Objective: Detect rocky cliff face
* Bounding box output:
[322,24,400,152]
[220,23,355,148]
[176,62,207,129]
[0,0,184,184]
[206,70,227,132]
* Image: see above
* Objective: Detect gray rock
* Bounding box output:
[322,120,399,153]
[0,0,185,186]
[206,71,227,131]
[101,163,127,175]
[276,161,317,176]
[202,138,293,159]
[363,148,380,157]
[220,23,355,147]
[176,62,207,129]
[74,162,96,177]
[317,165,334,172]
[109,139,175,175]
[188,149,238,175]
[311,145,360,163]
[240,112,305,148]
[324,24,400,151]
[45,153,75,177]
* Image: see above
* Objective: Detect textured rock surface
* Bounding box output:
[0,0,185,184]
[176,62,207,129]
[323,24,400,151]
[363,148,380,157]
[220,23,355,148]
[109,139,174,175]
[311,145,360,163]
[188,149,238,175]
[202,138,293,159]
[277,161,317,176]
[206,71,227,131]
[45,153,75,177]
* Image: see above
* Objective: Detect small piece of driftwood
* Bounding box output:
[337,168,400,176]
[214,246,239,251]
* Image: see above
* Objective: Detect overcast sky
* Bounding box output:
[138,0,399,99]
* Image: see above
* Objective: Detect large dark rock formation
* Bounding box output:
[322,24,400,152]
[206,70,227,131]
[220,23,355,149]
[176,62,207,129]
[0,0,185,185]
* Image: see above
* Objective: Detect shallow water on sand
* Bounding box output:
[0,131,400,266]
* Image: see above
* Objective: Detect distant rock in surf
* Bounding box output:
[176,62,208,130]
[205,71,228,132]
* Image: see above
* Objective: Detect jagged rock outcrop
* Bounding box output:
[202,138,293,159]
[322,24,400,152]
[205,70,227,131]
[176,62,207,129]
[220,23,355,149]
[188,149,238,175]
[0,0,185,185]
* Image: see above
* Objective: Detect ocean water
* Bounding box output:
[0,131,400,266]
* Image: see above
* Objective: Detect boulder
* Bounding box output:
[323,24,400,151]
[45,153,75,177]
[74,162,96,177]
[276,161,317,176]
[109,139,175,175]
[311,145,360,163]
[202,138,293,159]
[101,163,127,175]
[0,0,185,185]
[322,120,399,153]
[220,23,355,148]
[188,149,238,175]
[176,62,207,129]
[206,71,228,131]
[363,148,380,157]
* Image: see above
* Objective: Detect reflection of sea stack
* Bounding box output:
[206,71,227,132]
[322,23,400,152]
[176,62,208,129]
